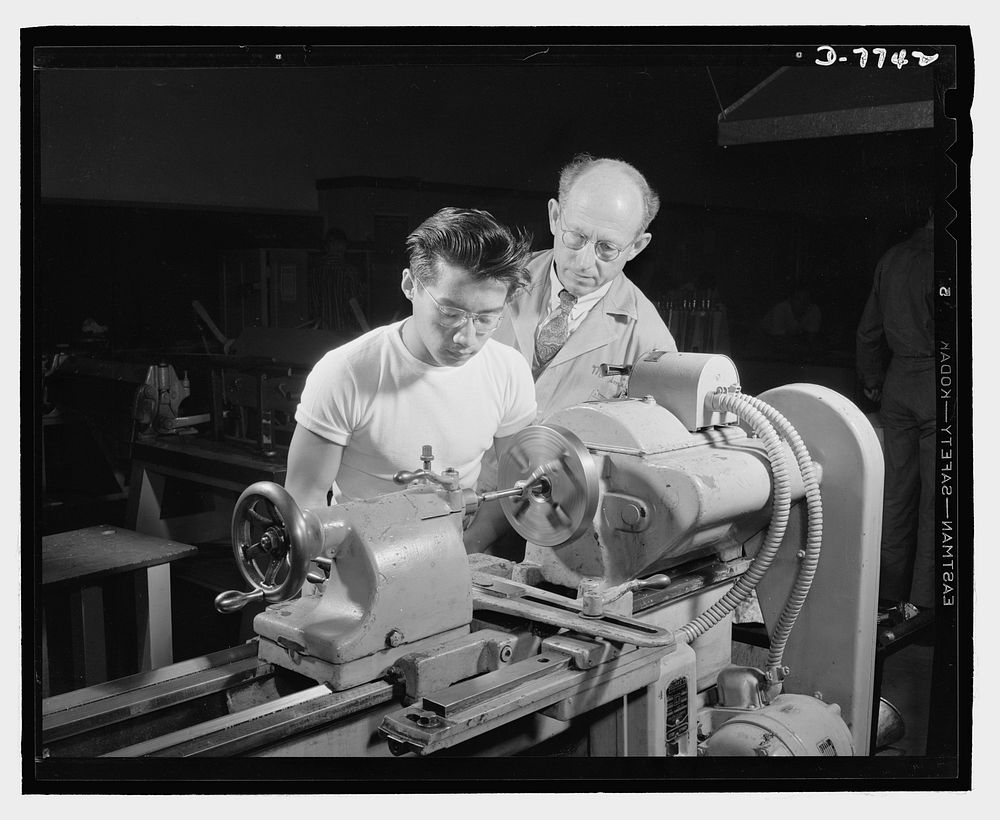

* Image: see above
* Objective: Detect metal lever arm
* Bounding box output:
[579,574,672,618]
[393,468,462,491]
[609,574,673,603]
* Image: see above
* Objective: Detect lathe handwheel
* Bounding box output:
[231,481,314,605]
[497,424,600,547]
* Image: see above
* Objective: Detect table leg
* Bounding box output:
[69,585,107,688]
[135,564,174,671]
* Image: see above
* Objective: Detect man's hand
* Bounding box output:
[864,386,882,404]
[463,501,512,555]
[463,431,524,557]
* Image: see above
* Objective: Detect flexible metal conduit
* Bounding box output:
[736,394,823,674]
[673,390,792,647]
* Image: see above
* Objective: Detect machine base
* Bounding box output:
[256,626,471,691]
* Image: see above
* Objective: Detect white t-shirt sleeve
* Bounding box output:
[495,350,537,437]
[294,349,360,446]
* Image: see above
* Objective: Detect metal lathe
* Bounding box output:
[41,351,883,759]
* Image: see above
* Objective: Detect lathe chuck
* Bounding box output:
[497,425,600,547]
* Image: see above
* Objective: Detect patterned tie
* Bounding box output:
[533,289,578,378]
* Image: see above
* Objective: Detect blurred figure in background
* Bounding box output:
[856,212,935,618]
[761,287,822,341]
[309,227,367,335]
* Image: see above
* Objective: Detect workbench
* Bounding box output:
[40,526,198,696]
[125,436,286,544]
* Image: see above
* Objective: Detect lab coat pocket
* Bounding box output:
[586,374,626,401]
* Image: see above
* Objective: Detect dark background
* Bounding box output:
[34,45,940,376]
[26,32,973,785]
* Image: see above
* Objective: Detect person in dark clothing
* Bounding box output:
[310,227,366,335]
[856,216,935,614]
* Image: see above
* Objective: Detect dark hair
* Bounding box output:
[558,153,660,233]
[405,207,533,297]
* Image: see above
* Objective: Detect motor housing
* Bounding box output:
[704,693,854,756]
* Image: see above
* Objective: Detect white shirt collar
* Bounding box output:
[547,261,613,319]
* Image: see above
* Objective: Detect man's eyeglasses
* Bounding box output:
[559,220,636,262]
[414,276,505,333]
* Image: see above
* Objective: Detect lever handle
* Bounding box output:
[306,555,333,585]
[215,588,264,613]
[393,468,459,490]
[581,572,673,617]
[634,573,672,590]
[393,470,426,485]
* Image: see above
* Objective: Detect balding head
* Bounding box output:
[547,154,657,296]
[558,155,660,233]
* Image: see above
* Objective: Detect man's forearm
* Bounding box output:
[283,474,331,510]
[284,426,345,511]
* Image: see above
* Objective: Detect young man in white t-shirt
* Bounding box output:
[285,207,536,553]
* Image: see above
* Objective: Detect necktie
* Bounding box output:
[533,289,578,378]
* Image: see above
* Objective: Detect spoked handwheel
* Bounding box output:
[215,482,315,613]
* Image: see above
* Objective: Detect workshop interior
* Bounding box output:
[31,44,957,774]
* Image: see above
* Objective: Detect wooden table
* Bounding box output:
[125,436,286,544]
[41,526,198,694]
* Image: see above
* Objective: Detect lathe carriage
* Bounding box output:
[41,352,883,759]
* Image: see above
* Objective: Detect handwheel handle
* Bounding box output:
[231,481,319,606]
[215,588,264,613]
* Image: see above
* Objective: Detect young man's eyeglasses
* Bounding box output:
[559,220,636,263]
[414,276,505,333]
